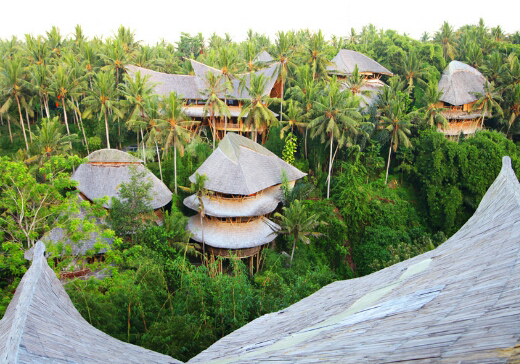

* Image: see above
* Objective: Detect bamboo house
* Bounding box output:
[327,49,394,107]
[71,149,172,219]
[436,61,487,138]
[184,133,306,273]
[126,57,281,143]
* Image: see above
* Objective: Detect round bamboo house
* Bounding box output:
[184,133,306,273]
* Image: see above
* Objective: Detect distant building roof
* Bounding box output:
[187,216,279,250]
[189,133,306,195]
[327,50,393,76]
[72,149,172,209]
[438,61,487,106]
[189,156,520,363]
[0,241,180,363]
[253,50,274,64]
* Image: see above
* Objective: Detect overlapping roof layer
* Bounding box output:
[327,49,393,76]
[438,60,487,106]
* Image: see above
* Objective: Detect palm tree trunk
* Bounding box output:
[211,112,216,150]
[61,99,72,149]
[385,134,393,185]
[104,108,111,149]
[75,99,89,154]
[140,128,146,163]
[156,141,163,182]
[174,139,178,194]
[4,113,12,143]
[327,133,333,199]
[224,98,228,136]
[304,127,308,159]
[39,97,44,120]
[290,235,297,263]
[15,95,30,154]
[44,96,50,119]
[25,108,32,142]
[200,213,205,258]
[279,78,284,122]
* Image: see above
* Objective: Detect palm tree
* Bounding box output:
[28,63,51,118]
[200,72,230,149]
[506,84,520,137]
[402,50,427,89]
[239,73,279,143]
[158,92,198,194]
[344,65,371,97]
[215,44,239,135]
[302,30,331,80]
[194,172,209,258]
[100,39,128,86]
[82,71,123,149]
[30,117,78,165]
[280,100,306,139]
[272,31,296,123]
[309,77,362,198]
[434,21,457,61]
[0,56,30,153]
[420,79,448,129]
[473,81,503,128]
[274,199,322,263]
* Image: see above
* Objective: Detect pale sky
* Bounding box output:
[2,0,518,45]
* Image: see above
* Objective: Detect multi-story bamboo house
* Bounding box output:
[436,61,487,138]
[126,57,281,143]
[327,49,393,107]
[184,133,306,273]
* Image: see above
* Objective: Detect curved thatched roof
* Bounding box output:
[187,215,279,250]
[327,50,393,76]
[438,61,487,106]
[184,184,283,217]
[0,241,180,363]
[72,150,172,209]
[189,156,520,363]
[189,133,306,195]
[254,50,274,64]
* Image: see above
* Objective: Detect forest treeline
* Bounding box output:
[0,20,519,361]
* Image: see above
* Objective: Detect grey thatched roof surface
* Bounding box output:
[126,64,201,99]
[189,133,306,195]
[189,156,520,363]
[0,241,180,364]
[327,50,393,76]
[438,61,487,106]
[253,50,274,63]
[183,184,283,217]
[72,155,172,209]
[187,216,279,249]
[86,148,143,163]
[340,78,385,108]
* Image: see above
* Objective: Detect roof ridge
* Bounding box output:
[1,241,45,363]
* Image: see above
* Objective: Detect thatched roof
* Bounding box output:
[183,105,278,118]
[189,133,306,195]
[253,50,274,63]
[0,241,180,363]
[340,78,385,108]
[187,215,279,249]
[183,184,283,217]
[189,156,520,363]
[327,50,393,76]
[438,61,487,106]
[87,148,143,163]
[72,150,172,209]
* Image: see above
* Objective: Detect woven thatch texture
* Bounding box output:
[327,50,393,76]
[72,164,172,209]
[187,215,279,249]
[184,184,284,217]
[126,64,200,99]
[189,156,520,363]
[0,241,180,363]
[189,133,306,195]
[438,61,487,106]
[87,148,142,163]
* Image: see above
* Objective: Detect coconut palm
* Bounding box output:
[200,72,231,150]
[30,117,78,164]
[272,31,297,122]
[274,199,322,263]
[280,100,306,139]
[215,44,239,134]
[100,39,128,86]
[344,65,371,97]
[473,81,503,127]
[309,77,362,198]
[401,50,427,89]
[194,172,209,258]
[420,79,448,129]
[301,30,331,80]
[434,21,457,61]
[82,71,123,149]
[506,83,520,137]
[28,63,51,118]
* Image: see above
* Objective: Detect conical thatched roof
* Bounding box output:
[438,61,487,106]
[189,156,520,363]
[327,50,393,76]
[72,149,172,209]
[253,50,274,64]
[187,216,279,250]
[0,241,180,363]
[189,133,306,195]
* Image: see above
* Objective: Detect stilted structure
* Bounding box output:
[190,156,520,363]
[0,241,180,363]
[72,149,172,220]
[126,57,280,143]
[436,61,487,139]
[184,133,306,274]
[327,49,393,107]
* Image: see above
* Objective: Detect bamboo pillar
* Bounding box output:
[249,256,253,275]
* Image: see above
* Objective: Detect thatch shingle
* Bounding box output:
[327,50,393,76]
[438,61,487,106]
[0,241,180,363]
[189,156,520,363]
[189,133,306,195]
[86,148,143,163]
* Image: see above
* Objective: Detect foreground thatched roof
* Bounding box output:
[438,61,487,106]
[187,216,279,250]
[0,241,180,363]
[327,50,393,76]
[189,133,306,195]
[189,156,520,363]
[72,149,172,209]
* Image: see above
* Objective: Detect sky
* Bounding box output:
[2,0,518,45]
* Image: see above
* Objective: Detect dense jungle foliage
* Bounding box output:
[1,20,519,361]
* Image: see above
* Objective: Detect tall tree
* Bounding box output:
[473,81,503,128]
[434,21,457,61]
[200,72,230,150]
[420,79,448,129]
